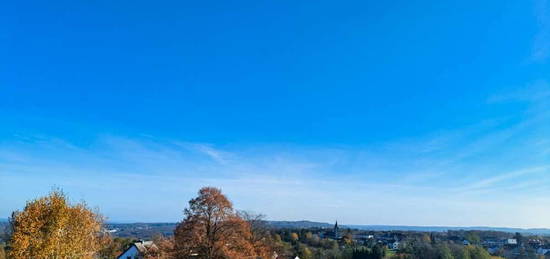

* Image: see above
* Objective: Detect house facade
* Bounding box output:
[117,240,158,259]
[390,241,400,250]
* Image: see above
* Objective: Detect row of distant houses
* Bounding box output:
[478,238,517,246]
[117,237,550,259]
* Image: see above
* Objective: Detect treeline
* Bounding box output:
[267,228,506,259]
[1,187,275,259]
[0,187,535,259]
[269,228,386,259]
[269,229,385,259]
[396,242,500,259]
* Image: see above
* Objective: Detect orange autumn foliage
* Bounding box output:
[174,187,272,259]
[8,190,104,259]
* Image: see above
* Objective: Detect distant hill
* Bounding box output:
[266,220,550,235]
[101,220,334,239]
[104,222,176,239]
[267,220,333,229]
[46,220,550,239]
[344,225,550,235]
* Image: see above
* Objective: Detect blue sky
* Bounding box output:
[1,0,550,227]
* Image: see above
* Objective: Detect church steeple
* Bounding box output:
[334,220,339,239]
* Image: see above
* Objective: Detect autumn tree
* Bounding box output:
[421,234,432,243]
[297,244,312,259]
[239,211,274,258]
[0,244,6,259]
[146,234,176,259]
[174,187,267,259]
[343,232,354,246]
[8,189,104,259]
[96,236,118,259]
[97,236,131,259]
[290,233,299,243]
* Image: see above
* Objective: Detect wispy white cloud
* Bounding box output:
[2,81,550,226]
[187,143,232,164]
[455,166,550,192]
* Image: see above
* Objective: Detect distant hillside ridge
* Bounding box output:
[343,225,550,235]
[266,220,333,229]
[97,220,550,238]
[266,220,550,235]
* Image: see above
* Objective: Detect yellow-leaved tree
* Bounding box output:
[8,189,105,259]
[0,244,6,259]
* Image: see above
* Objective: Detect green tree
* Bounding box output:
[422,234,432,243]
[465,232,481,245]
[321,239,339,250]
[465,246,490,259]
[456,247,471,259]
[273,234,282,243]
[371,245,386,259]
[437,244,454,259]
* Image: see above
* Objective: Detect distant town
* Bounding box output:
[3,206,550,258]
[96,221,550,258]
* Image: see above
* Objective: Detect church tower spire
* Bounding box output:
[334,220,339,239]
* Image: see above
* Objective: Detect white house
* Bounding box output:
[505,239,518,245]
[390,241,400,250]
[117,240,158,259]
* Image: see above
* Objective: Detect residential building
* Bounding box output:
[117,240,158,259]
